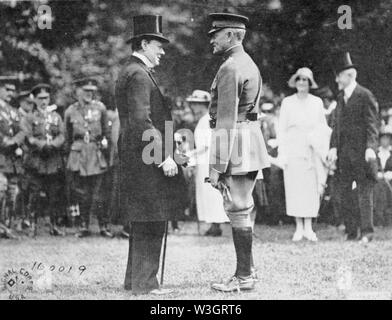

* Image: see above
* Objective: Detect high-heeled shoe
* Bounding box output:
[304,231,318,242]
[292,230,304,241]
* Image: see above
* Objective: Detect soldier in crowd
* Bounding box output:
[0,76,25,239]
[23,84,65,236]
[64,77,113,238]
[15,90,35,231]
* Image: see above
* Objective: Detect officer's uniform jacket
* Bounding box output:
[0,99,26,174]
[23,105,64,175]
[209,44,270,174]
[64,100,109,176]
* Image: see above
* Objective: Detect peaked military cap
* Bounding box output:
[73,77,98,91]
[17,90,34,102]
[126,15,169,44]
[0,75,18,87]
[208,13,249,35]
[31,83,51,96]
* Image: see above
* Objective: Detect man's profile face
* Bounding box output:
[335,69,352,91]
[143,39,165,67]
[0,84,16,102]
[209,29,230,55]
[35,90,50,109]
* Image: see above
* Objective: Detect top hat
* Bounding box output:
[73,77,98,91]
[288,67,318,89]
[186,90,211,103]
[208,13,249,35]
[31,83,51,96]
[126,15,169,44]
[332,52,356,75]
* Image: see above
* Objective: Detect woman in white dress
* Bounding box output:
[278,67,331,241]
[187,90,229,236]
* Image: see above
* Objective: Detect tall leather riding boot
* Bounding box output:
[232,227,253,277]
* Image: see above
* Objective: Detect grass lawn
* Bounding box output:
[1,222,392,300]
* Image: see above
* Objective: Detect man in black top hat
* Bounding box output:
[327,52,380,243]
[115,15,187,295]
[207,13,270,292]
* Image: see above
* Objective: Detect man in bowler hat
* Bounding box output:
[115,15,186,295]
[207,13,270,292]
[327,52,380,242]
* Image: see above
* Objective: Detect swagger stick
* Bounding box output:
[160,220,169,285]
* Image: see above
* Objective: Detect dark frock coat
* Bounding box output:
[115,56,186,223]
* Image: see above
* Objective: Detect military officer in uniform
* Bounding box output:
[115,15,187,295]
[0,76,25,239]
[64,77,113,238]
[22,84,65,236]
[207,13,270,292]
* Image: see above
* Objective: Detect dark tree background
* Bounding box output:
[1,0,392,108]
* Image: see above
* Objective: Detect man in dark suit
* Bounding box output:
[115,15,186,295]
[328,52,380,242]
[207,13,270,292]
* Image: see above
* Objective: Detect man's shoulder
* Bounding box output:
[91,100,106,110]
[64,102,78,115]
[356,83,375,97]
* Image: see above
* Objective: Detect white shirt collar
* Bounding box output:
[225,44,242,53]
[132,51,154,69]
[344,80,357,99]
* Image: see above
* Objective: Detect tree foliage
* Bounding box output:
[1,0,391,108]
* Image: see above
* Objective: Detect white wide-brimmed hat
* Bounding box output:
[186,90,211,103]
[288,67,318,89]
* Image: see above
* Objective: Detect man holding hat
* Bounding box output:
[22,83,65,236]
[115,15,186,295]
[0,76,26,238]
[327,52,380,242]
[64,77,112,238]
[207,13,270,292]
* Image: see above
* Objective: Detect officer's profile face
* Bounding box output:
[0,84,16,102]
[35,91,50,109]
[209,29,231,55]
[142,39,165,67]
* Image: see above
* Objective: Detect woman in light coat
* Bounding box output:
[278,68,331,241]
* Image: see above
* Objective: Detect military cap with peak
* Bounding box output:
[73,77,98,90]
[31,83,51,96]
[208,12,249,35]
[0,75,18,87]
[17,90,34,102]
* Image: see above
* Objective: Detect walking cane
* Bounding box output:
[160,220,169,285]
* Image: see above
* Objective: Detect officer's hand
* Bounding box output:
[209,168,220,188]
[365,148,376,162]
[327,148,338,163]
[162,157,178,177]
